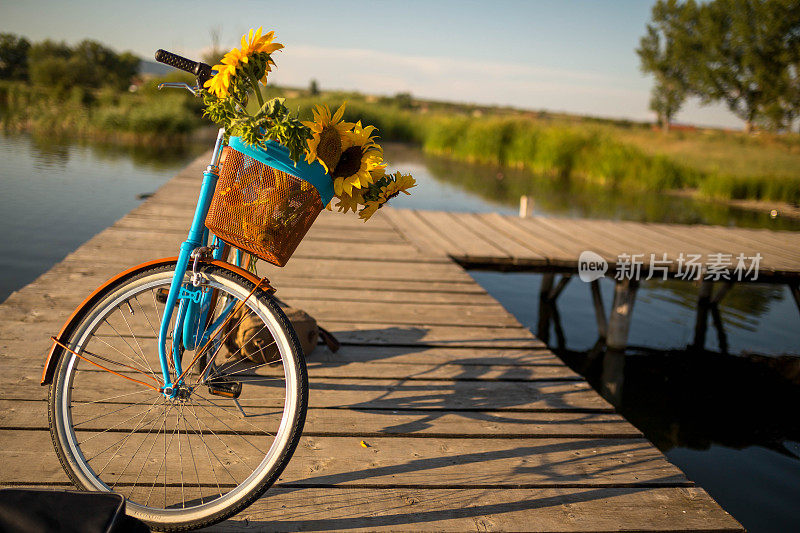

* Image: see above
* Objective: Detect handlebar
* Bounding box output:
[154,49,213,87]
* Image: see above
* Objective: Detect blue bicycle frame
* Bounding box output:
[157,128,229,396]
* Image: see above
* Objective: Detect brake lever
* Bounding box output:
[157,82,200,96]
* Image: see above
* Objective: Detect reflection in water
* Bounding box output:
[384,143,800,231]
[577,348,800,533]
[29,137,71,171]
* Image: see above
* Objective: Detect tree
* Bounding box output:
[0,33,31,80]
[636,0,698,131]
[28,39,137,91]
[638,0,800,133]
[309,78,319,96]
[28,40,73,88]
[693,0,800,133]
[649,81,686,131]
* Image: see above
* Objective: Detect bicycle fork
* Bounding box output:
[158,129,226,397]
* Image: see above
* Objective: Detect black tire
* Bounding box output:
[48,263,307,531]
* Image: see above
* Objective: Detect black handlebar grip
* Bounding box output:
[155,49,214,87]
[155,49,199,74]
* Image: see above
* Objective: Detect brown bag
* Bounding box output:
[224,304,319,364]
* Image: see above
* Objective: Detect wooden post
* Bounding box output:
[607,279,639,352]
[601,349,626,405]
[590,279,608,341]
[550,300,567,351]
[692,281,713,350]
[709,282,733,354]
[710,306,729,354]
[537,273,555,344]
[790,282,800,316]
[519,195,533,218]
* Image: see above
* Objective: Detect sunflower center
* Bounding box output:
[316,127,342,171]
[332,146,363,178]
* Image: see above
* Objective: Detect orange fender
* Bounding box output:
[41,257,274,385]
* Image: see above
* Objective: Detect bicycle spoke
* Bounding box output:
[101,319,155,377]
[109,396,167,491]
[186,402,245,483]
[180,405,203,505]
[192,393,269,457]
[118,301,159,379]
[75,388,151,406]
[91,334,159,383]
[186,401,224,498]
[77,396,162,443]
[130,407,169,501]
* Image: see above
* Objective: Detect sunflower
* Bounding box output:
[329,122,385,196]
[379,172,417,202]
[302,103,354,172]
[238,27,284,83]
[203,27,284,97]
[335,190,363,214]
[345,121,380,153]
[204,64,236,98]
[358,201,381,222]
[331,148,385,196]
[240,27,284,57]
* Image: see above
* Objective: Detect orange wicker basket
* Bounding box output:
[205,139,333,267]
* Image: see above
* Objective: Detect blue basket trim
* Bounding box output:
[228,137,334,206]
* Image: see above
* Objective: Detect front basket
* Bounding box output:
[205,145,323,267]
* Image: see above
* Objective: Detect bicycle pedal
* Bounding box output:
[208,381,242,399]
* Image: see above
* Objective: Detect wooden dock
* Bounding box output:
[385,209,800,280]
[382,209,799,353]
[0,155,743,531]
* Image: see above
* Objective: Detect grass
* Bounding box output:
[0,75,203,143]
[279,90,800,204]
[3,78,799,204]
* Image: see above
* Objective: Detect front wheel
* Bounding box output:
[48,263,307,531]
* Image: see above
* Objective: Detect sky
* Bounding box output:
[0,0,741,129]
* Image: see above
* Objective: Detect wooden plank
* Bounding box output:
[0,485,742,532]
[0,431,687,487]
[478,213,576,265]
[45,253,470,282]
[210,487,742,532]
[381,208,455,257]
[0,284,497,310]
[1,372,613,411]
[514,217,626,265]
[456,212,547,263]
[74,227,434,263]
[682,226,800,268]
[0,319,545,350]
[414,211,511,260]
[0,401,640,437]
[0,294,521,329]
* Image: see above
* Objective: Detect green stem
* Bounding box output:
[248,69,265,108]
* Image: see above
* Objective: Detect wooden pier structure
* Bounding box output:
[384,208,800,354]
[0,155,745,531]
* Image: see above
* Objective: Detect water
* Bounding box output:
[0,133,207,302]
[1,134,798,531]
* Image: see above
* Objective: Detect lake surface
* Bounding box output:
[1,133,798,531]
[0,134,207,301]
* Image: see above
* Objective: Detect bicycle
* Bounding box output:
[39,50,332,531]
